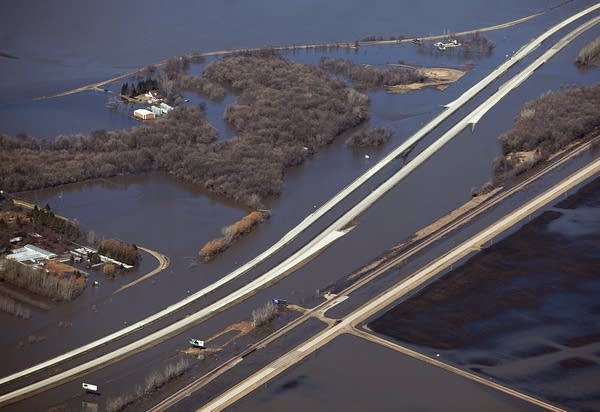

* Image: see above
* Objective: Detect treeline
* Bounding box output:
[149,55,225,104]
[0,294,31,319]
[251,301,277,327]
[120,79,159,98]
[420,32,494,57]
[1,52,369,208]
[0,106,218,197]
[319,57,423,90]
[29,205,79,239]
[491,83,600,186]
[98,238,139,266]
[203,50,369,202]
[346,126,393,148]
[459,32,494,54]
[199,211,269,261]
[106,357,190,412]
[576,36,600,66]
[0,259,85,301]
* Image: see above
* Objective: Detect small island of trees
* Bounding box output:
[472,82,600,196]
[0,50,369,208]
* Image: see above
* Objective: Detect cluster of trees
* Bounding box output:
[98,238,139,266]
[120,79,159,98]
[29,205,79,239]
[199,211,269,261]
[106,357,190,412]
[346,126,393,148]
[0,105,217,194]
[420,32,494,58]
[459,32,494,54]
[203,51,369,203]
[319,57,423,90]
[0,293,31,319]
[0,259,85,301]
[1,51,369,208]
[576,36,600,66]
[251,300,277,327]
[360,35,385,42]
[492,83,600,184]
[149,55,225,104]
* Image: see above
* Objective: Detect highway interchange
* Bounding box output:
[1,3,600,409]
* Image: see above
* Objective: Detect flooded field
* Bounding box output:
[234,334,542,411]
[370,177,600,411]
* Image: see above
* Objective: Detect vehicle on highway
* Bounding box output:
[189,338,205,348]
[82,382,99,394]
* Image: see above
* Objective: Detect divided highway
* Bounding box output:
[2,3,600,406]
[200,156,600,412]
[150,135,598,412]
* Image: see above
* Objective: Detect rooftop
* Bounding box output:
[6,244,57,263]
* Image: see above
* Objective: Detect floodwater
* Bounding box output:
[233,334,542,411]
[369,178,600,411]
[0,0,595,136]
[1,0,600,409]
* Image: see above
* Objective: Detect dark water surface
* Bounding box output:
[1,0,600,409]
[2,0,598,375]
[370,178,600,411]
[233,334,542,411]
[1,0,595,136]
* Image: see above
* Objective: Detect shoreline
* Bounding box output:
[32,9,547,101]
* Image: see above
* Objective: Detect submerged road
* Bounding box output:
[1,5,599,405]
[200,157,600,412]
[35,7,552,101]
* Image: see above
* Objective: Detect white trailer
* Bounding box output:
[82,382,99,393]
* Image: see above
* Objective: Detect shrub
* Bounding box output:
[99,239,139,266]
[346,127,393,148]
[575,36,600,66]
[319,57,423,90]
[103,263,117,276]
[106,357,190,411]
[0,294,31,319]
[252,301,277,327]
[199,211,269,262]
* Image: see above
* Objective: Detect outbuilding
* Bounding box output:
[133,109,155,120]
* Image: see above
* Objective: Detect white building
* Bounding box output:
[6,244,57,263]
[160,102,173,113]
[150,105,164,116]
[133,109,155,120]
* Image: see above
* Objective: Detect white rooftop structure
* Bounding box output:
[6,244,57,263]
[160,102,173,113]
[133,108,155,120]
